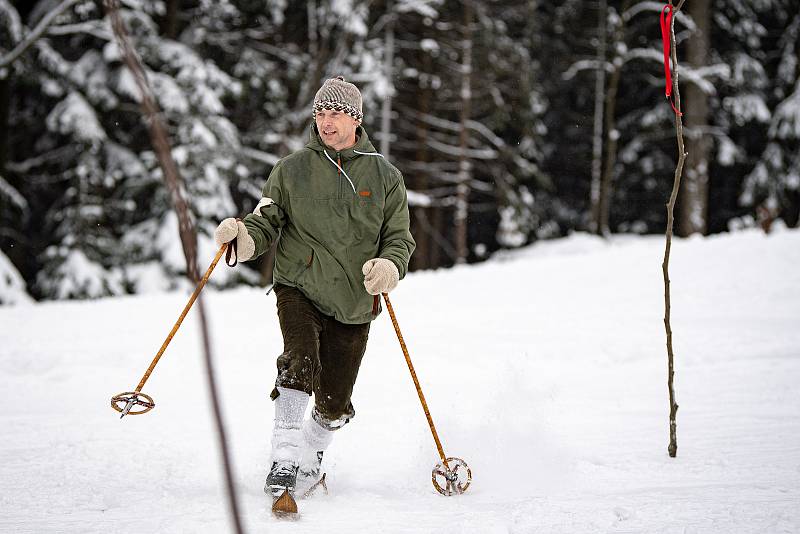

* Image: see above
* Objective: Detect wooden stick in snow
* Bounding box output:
[102,2,245,531]
[662,0,686,459]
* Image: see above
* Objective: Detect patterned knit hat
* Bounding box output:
[313,76,363,121]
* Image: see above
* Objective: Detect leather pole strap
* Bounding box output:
[225,237,238,267]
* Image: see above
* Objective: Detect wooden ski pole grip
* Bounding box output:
[382,293,449,467]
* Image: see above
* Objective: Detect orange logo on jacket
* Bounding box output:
[358,190,371,197]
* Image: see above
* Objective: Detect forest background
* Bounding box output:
[1,0,798,303]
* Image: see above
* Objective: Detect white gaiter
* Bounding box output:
[271,386,310,464]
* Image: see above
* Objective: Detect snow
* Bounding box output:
[396,0,441,19]
[152,72,190,114]
[36,248,124,300]
[331,0,368,36]
[723,94,771,125]
[406,190,432,207]
[770,80,800,140]
[46,92,107,143]
[716,135,741,166]
[1,229,799,532]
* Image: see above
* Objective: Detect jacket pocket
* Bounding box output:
[276,241,314,284]
[295,249,313,281]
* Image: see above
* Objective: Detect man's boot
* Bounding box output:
[264,387,309,497]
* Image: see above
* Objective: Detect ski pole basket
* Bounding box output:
[432,457,472,496]
[111,391,155,416]
[111,243,228,418]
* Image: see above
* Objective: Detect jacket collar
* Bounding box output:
[307,124,378,161]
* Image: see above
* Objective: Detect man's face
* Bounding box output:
[315,109,360,151]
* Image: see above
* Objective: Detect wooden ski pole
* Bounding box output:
[381,293,449,466]
[111,243,230,417]
[381,293,472,495]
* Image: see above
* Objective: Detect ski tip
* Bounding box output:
[272,489,298,518]
[301,472,328,500]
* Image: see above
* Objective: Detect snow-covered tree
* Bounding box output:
[3,1,251,297]
[0,248,31,305]
[387,0,551,265]
[738,8,800,228]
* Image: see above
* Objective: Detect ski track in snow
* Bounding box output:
[1,229,799,533]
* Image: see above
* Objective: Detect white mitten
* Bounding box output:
[362,258,399,295]
[214,218,255,262]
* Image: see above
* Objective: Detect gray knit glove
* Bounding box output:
[362,258,399,295]
[214,218,255,262]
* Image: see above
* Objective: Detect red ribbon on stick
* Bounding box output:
[660,4,682,116]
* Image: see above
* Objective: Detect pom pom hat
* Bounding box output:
[312,76,363,121]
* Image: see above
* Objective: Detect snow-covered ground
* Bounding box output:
[2,228,799,533]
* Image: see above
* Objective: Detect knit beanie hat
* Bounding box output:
[313,76,363,121]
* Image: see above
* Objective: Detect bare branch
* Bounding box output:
[101,2,245,532]
[662,0,686,459]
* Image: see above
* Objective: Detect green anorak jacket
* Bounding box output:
[243,125,416,324]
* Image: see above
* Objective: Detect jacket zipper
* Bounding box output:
[323,149,356,195]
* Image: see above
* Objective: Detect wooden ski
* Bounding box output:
[271,489,298,518]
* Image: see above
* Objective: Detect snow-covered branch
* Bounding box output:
[421,168,494,192]
[0,0,23,44]
[4,145,77,174]
[0,0,82,71]
[619,47,729,95]
[623,0,694,32]
[622,46,664,65]
[680,63,731,95]
[770,80,800,140]
[0,174,28,212]
[411,111,508,150]
[563,59,611,80]
[426,137,498,161]
[47,21,112,41]
[239,147,280,166]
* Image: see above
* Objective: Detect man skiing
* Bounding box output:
[214,76,415,502]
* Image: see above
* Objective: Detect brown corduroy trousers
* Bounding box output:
[270,284,370,428]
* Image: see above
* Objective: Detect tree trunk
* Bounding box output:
[589,0,607,234]
[161,0,180,39]
[677,0,711,236]
[411,58,432,271]
[0,77,9,174]
[430,206,444,267]
[597,1,630,236]
[454,1,473,264]
[599,68,621,236]
[380,2,395,157]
